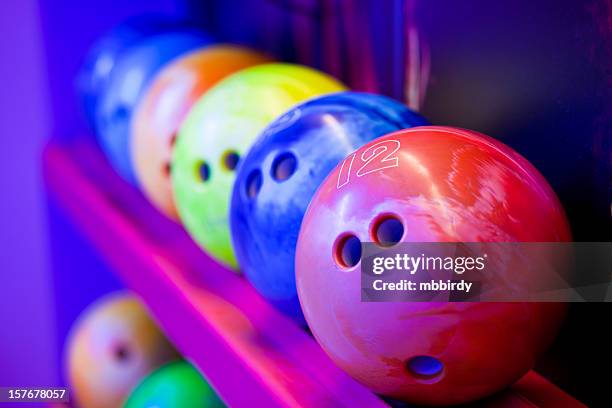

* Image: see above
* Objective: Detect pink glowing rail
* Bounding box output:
[43,140,585,408]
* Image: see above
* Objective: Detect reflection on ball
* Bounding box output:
[296,126,570,405]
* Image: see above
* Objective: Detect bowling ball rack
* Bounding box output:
[42,137,587,407]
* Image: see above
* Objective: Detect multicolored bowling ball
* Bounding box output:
[132,46,271,220]
[96,31,212,183]
[76,17,172,127]
[65,293,179,408]
[230,92,428,322]
[172,63,346,269]
[296,126,571,406]
[123,361,224,408]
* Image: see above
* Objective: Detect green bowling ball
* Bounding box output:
[123,361,224,408]
[172,63,346,269]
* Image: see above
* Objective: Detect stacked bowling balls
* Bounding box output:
[79,18,571,406]
[131,46,271,219]
[65,292,224,408]
[94,30,213,184]
[172,63,346,269]
[229,92,428,322]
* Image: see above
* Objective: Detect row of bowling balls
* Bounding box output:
[79,18,426,322]
[81,19,572,406]
[65,292,225,408]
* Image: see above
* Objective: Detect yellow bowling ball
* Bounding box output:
[131,46,271,220]
[172,63,346,269]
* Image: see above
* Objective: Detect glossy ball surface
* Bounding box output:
[132,46,270,219]
[230,92,428,322]
[124,361,224,408]
[77,17,171,127]
[296,126,571,406]
[96,31,211,183]
[172,63,346,269]
[65,293,178,408]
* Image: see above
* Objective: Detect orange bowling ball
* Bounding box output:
[132,45,271,219]
[65,293,179,408]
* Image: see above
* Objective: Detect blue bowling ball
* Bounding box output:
[95,30,212,183]
[77,16,174,128]
[230,92,428,322]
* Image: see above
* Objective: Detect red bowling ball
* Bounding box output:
[295,126,571,406]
